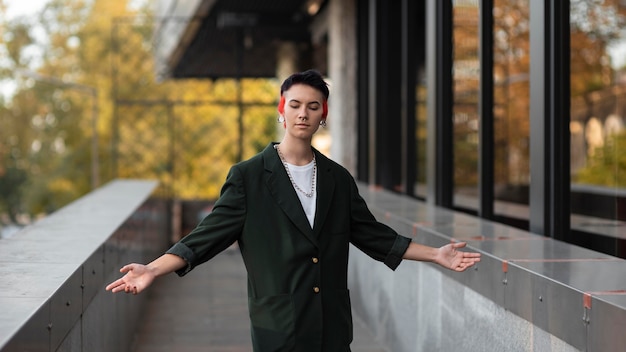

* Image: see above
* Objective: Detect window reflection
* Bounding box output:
[449,0,532,219]
[415,76,428,198]
[453,0,480,210]
[415,6,428,199]
[570,0,626,240]
[493,0,531,222]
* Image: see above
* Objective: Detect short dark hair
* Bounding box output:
[280,69,329,100]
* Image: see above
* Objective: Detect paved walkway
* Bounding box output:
[132,246,387,352]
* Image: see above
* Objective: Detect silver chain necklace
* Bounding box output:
[274,145,316,198]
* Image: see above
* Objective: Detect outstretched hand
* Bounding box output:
[435,242,481,272]
[105,263,156,295]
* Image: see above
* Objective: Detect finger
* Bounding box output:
[111,285,127,293]
[462,256,480,263]
[458,261,476,271]
[451,242,467,249]
[105,279,124,291]
[107,282,126,293]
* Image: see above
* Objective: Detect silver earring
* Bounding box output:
[277,116,285,123]
[320,120,327,127]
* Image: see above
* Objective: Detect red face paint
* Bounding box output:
[277,96,286,115]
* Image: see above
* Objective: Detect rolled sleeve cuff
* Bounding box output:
[384,235,412,270]
[165,242,197,276]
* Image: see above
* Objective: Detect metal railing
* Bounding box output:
[350,183,626,352]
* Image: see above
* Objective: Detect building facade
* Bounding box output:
[153,0,626,256]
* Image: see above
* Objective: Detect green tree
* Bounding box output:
[9,0,96,214]
[109,15,278,199]
[1,0,278,222]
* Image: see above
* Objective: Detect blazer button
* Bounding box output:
[313,286,320,293]
[312,257,319,264]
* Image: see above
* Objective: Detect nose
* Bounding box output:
[297,106,308,120]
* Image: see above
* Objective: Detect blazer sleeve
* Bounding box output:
[348,176,411,270]
[166,165,246,276]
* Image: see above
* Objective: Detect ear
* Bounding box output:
[322,101,328,118]
[277,96,285,115]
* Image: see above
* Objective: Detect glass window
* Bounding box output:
[415,75,428,199]
[452,0,481,210]
[493,0,531,224]
[570,0,626,252]
[414,3,428,199]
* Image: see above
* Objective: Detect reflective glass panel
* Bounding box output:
[452,0,481,210]
[493,0,531,222]
[415,3,428,199]
[570,0,626,251]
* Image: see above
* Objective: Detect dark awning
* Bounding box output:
[155,0,326,79]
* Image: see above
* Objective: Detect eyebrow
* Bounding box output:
[288,99,321,105]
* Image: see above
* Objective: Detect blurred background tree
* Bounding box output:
[570,0,626,190]
[0,0,277,228]
[575,130,626,187]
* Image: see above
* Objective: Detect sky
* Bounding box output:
[3,0,49,65]
[4,0,49,19]
[1,0,50,99]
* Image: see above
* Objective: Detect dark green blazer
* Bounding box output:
[167,142,411,352]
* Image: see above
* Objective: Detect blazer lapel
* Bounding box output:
[312,149,335,237]
[263,143,318,247]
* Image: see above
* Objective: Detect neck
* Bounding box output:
[276,139,314,166]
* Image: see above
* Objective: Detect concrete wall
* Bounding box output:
[0,180,169,352]
[328,0,358,173]
[349,249,578,352]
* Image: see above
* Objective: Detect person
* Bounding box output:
[106,69,481,351]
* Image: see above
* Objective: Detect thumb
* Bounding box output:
[451,241,467,249]
[119,264,136,273]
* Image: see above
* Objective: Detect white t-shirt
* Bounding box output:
[284,160,317,228]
